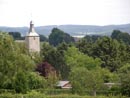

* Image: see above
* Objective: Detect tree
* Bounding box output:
[84,35,102,43]
[118,63,130,96]
[0,32,35,90]
[64,46,101,70]
[111,30,130,45]
[13,71,29,93]
[27,72,47,89]
[9,32,24,40]
[120,71,130,96]
[13,71,47,93]
[76,39,93,56]
[41,42,70,79]
[49,28,74,46]
[92,36,125,72]
[36,62,56,77]
[111,30,122,39]
[39,34,48,42]
[69,67,104,96]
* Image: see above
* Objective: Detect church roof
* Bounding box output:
[27,32,39,36]
[26,21,39,37]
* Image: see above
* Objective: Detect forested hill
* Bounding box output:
[0,24,130,37]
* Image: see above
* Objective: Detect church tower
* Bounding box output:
[25,21,40,53]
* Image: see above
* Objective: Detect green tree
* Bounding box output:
[84,35,102,43]
[111,30,130,45]
[64,46,101,70]
[49,28,74,46]
[120,71,130,96]
[0,32,35,90]
[27,72,47,89]
[13,71,29,93]
[111,30,122,39]
[39,34,48,42]
[9,32,24,40]
[118,63,130,96]
[69,67,104,96]
[92,36,125,72]
[41,42,70,79]
[76,39,93,56]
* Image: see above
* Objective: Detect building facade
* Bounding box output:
[25,21,40,53]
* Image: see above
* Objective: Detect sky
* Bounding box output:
[0,0,130,27]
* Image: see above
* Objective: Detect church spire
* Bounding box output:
[27,21,39,36]
[29,21,35,33]
[25,21,40,53]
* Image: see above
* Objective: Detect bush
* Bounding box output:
[13,72,29,93]
[12,72,47,93]
[27,72,47,89]
[120,72,130,96]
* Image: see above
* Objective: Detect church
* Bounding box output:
[25,21,40,53]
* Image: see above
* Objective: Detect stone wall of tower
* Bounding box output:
[25,21,40,53]
[25,36,40,53]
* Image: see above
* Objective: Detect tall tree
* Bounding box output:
[49,28,74,46]
[92,36,126,72]
[111,30,122,39]
[64,46,101,70]
[41,42,69,79]
[0,32,35,89]
[111,30,130,45]
[76,39,93,56]
[9,32,24,40]
[69,67,104,96]
[39,34,48,42]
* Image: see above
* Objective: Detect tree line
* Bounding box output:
[1,29,130,96]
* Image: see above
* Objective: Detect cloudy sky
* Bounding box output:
[0,0,130,27]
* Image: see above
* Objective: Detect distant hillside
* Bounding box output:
[0,24,130,37]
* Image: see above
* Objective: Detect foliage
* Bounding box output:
[100,68,119,83]
[41,42,70,79]
[27,72,47,89]
[120,72,130,96]
[46,74,59,89]
[0,32,37,93]
[69,67,104,96]
[13,71,29,93]
[118,63,130,73]
[111,30,130,45]
[92,36,126,72]
[64,46,101,70]
[36,62,56,77]
[9,32,24,40]
[118,63,130,96]
[76,39,93,56]
[12,72,47,93]
[30,52,43,64]
[56,42,70,79]
[64,46,104,96]
[40,34,48,42]
[111,30,122,39]
[49,28,74,46]
[84,35,102,43]
[2,30,130,96]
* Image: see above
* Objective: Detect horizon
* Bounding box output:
[0,23,130,28]
[0,0,130,27]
